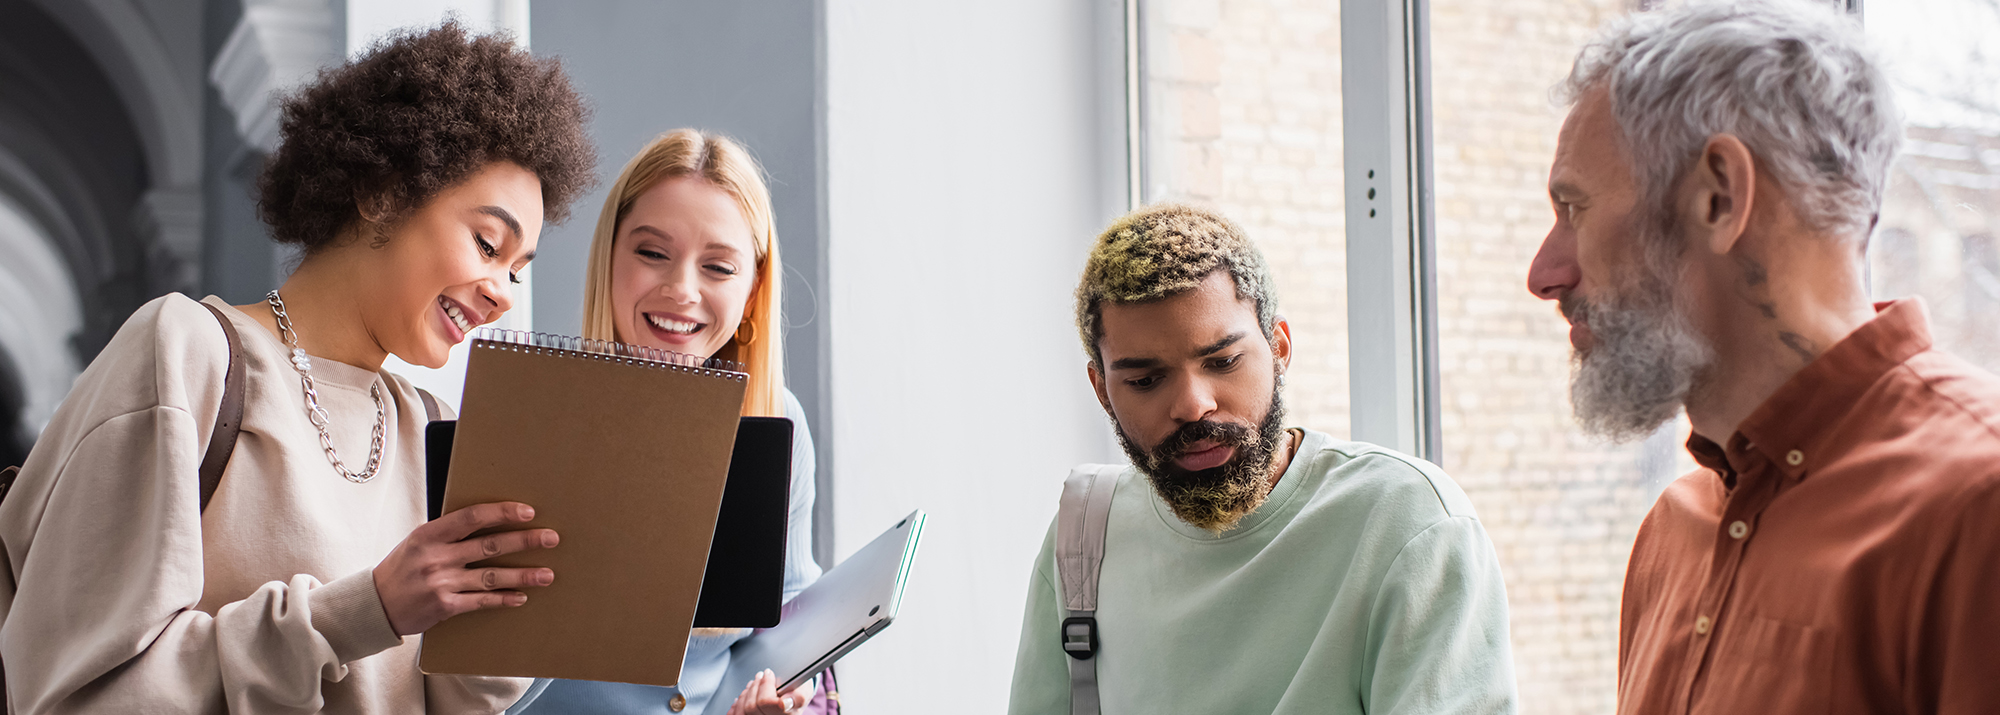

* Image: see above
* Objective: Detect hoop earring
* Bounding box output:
[736,317,757,345]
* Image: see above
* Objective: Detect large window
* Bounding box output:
[1135,2,1994,714]
[1427,1,1683,712]
[1140,1,1662,710]
[1140,1,1657,710]
[1867,0,2000,372]
[1144,1,1688,711]
[1139,0,1351,438]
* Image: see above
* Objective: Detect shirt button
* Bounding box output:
[1786,449,1804,466]
[1728,520,1750,539]
[669,693,686,712]
[1695,615,1712,635]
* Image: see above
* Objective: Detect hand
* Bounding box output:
[373,501,558,635]
[726,669,815,715]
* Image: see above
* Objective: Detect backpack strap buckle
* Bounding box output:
[1062,614,1097,659]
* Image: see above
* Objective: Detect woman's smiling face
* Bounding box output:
[609,175,759,359]
[364,160,542,368]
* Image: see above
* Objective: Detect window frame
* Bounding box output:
[1338,0,1443,463]
[1123,0,1443,461]
[1121,0,1867,464]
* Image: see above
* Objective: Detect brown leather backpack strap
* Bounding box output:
[196,302,247,514]
[417,388,440,423]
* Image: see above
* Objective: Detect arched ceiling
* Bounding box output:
[25,0,203,189]
[0,0,152,359]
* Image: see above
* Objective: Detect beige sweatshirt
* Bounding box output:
[0,294,528,714]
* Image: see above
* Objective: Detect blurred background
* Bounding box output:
[0,0,1991,712]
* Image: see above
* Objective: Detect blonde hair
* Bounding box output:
[1075,203,1277,369]
[582,129,785,417]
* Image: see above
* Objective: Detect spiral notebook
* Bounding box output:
[418,329,748,688]
[423,416,795,628]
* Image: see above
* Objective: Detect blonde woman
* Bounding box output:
[511,130,822,715]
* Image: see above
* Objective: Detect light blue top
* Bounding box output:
[1008,429,1519,715]
[511,389,822,715]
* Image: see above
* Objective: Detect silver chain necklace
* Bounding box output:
[266,290,388,483]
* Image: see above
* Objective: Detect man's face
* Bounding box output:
[1089,271,1291,532]
[1527,85,1714,440]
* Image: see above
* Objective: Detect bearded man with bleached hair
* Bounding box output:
[1007,204,1518,715]
[1530,0,2000,712]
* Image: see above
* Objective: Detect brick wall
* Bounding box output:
[1144,0,1352,439]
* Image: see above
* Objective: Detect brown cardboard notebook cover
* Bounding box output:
[419,334,746,687]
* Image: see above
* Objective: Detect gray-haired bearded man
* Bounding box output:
[1531,0,2000,712]
[1007,204,1518,715]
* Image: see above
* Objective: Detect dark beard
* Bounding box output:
[1113,383,1288,533]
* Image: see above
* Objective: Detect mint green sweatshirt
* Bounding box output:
[1008,429,1518,715]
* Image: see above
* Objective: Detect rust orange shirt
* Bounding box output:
[1617,299,2000,715]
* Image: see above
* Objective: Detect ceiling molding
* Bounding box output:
[210,0,343,154]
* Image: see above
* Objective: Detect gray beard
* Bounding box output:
[1564,269,1714,442]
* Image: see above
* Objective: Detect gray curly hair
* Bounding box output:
[1559,0,1903,239]
[1075,203,1278,368]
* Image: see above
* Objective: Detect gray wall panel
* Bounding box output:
[532,0,831,565]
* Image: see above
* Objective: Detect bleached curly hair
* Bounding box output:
[1075,203,1278,368]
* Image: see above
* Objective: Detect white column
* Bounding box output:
[823,0,1127,711]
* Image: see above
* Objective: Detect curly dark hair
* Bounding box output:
[258,20,595,251]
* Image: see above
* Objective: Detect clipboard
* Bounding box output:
[425,416,795,628]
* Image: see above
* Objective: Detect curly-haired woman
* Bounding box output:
[0,22,593,714]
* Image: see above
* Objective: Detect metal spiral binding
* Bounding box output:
[469,328,748,382]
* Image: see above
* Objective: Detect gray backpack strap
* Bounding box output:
[416,387,441,423]
[1055,464,1119,715]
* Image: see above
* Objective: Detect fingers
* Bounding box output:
[431,501,539,541]
[735,670,803,715]
[776,677,811,711]
[445,588,531,615]
[453,565,555,593]
[448,527,560,565]
[728,672,759,715]
[763,670,788,714]
[401,566,552,621]
[377,502,558,636]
